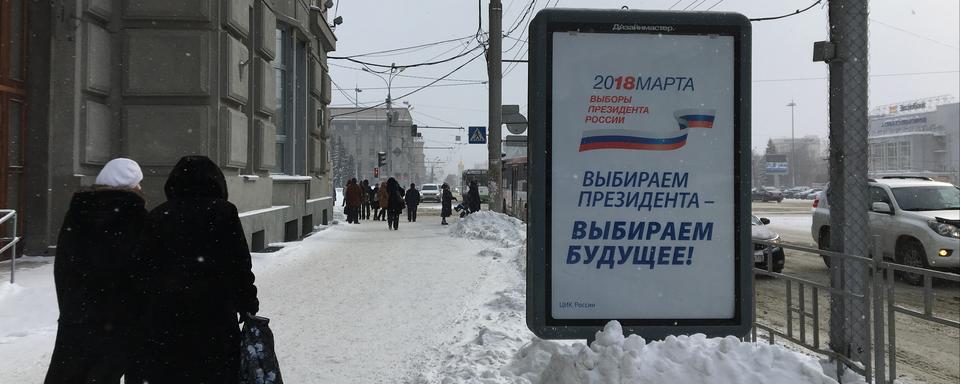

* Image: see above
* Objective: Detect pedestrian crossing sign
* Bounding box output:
[468,126,487,144]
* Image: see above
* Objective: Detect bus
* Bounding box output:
[501,156,528,221]
[461,169,489,203]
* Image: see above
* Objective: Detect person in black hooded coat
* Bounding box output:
[467,180,482,213]
[45,158,147,384]
[385,177,404,230]
[131,155,259,384]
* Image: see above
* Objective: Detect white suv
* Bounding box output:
[420,183,441,203]
[811,176,959,284]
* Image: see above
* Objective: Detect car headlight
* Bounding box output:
[771,234,781,245]
[928,221,960,239]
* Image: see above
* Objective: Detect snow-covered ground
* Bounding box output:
[1,208,861,383]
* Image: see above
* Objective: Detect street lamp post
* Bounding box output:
[354,86,362,178]
[363,65,403,177]
[788,100,797,187]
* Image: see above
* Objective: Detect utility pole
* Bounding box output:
[788,100,796,187]
[818,0,871,375]
[487,0,503,212]
[355,86,362,178]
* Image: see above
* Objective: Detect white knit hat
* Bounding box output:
[95,158,143,189]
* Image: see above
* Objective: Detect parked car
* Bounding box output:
[811,176,960,285]
[785,186,810,199]
[752,215,785,273]
[803,188,823,200]
[752,187,784,202]
[420,183,441,202]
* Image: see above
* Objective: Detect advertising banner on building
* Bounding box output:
[526,9,752,340]
[765,154,789,174]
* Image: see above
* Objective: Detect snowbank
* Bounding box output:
[450,211,525,247]
[504,321,838,384]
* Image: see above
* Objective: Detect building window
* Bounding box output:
[885,142,898,170]
[273,24,308,175]
[899,141,911,170]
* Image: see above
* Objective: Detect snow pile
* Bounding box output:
[503,321,838,384]
[450,211,525,247]
[0,273,59,345]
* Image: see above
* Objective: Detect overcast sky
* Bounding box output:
[326,0,960,178]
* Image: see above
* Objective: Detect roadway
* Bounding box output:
[753,199,959,384]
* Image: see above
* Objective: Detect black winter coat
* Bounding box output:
[368,186,378,204]
[441,189,454,218]
[387,179,405,211]
[45,189,147,383]
[132,156,258,384]
[467,186,481,212]
[405,188,421,206]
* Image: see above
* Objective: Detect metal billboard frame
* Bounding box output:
[526,8,752,341]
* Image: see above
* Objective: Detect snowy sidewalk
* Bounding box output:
[1,211,855,383]
[252,217,521,382]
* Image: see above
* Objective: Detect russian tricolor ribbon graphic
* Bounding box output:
[578,108,715,152]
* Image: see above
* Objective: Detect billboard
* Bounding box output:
[765,154,789,174]
[527,9,752,340]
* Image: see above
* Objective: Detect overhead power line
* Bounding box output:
[331,50,486,118]
[328,62,485,83]
[331,45,483,70]
[362,81,487,90]
[749,0,822,22]
[329,35,476,59]
[753,70,959,83]
[705,0,725,11]
[869,18,960,51]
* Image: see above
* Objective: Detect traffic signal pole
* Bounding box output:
[487,0,503,212]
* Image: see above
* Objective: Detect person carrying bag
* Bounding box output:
[239,314,283,384]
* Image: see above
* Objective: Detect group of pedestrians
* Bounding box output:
[343,177,414,230]
[342,178,482,227]
[45,156,259,384]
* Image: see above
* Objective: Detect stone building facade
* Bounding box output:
[329,107,427,187]
[7,0,338,256]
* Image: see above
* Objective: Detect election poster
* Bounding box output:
[526,9,751,339]
[551,31,736,320]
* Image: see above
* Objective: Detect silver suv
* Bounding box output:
[811,176,959,284]
[420,183,441,203]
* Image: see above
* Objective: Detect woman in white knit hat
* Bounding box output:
[45,158,147,384]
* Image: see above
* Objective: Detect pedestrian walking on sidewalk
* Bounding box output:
[440,183,455,225]
[345,178,363,224]
[45,158,147,384]
[386,177,404,230]
[377,181,389,221]
[405,183,421,222]
[371,183,381,220]
[130,155,259,384]
[361,179,372,220]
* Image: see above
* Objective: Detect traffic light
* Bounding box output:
[373,167,380,178]
[377,151,387,167]
[410,124,418,137]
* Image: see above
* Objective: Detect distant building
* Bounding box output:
[329,107,426,186]
[868,97,959,184]
[764,135,829,188]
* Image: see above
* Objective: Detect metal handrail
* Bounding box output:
[752,234,960,384]
[0,209,20,284]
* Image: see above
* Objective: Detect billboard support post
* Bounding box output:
[527,9,752,341]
